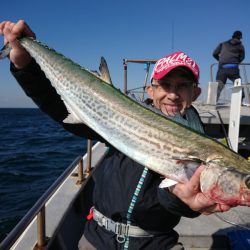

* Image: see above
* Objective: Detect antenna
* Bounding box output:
[171,21,175,52]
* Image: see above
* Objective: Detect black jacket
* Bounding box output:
[213,38,245,65]
[11,60,201,250]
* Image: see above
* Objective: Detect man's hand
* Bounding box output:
[0,20,36,69]
[171,165,231,215]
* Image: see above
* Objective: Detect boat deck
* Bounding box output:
[193,101,250,126]
[193,102,250,154]
[176,206,250,250]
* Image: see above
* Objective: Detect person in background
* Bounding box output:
[0,20,232,250]
[213,30,245,103]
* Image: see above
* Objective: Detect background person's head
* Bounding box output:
[232,30,242,40]
[147,51,201,116]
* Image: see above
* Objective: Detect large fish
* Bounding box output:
[1,37,250,206]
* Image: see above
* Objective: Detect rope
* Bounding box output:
[123,167,149,249]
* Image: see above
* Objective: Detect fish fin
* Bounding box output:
[63,114,83,124]
[187,155,203,162]
[172,155,202,164]
[172,155,203,162]
[159,178,178,188]
[62,103,85,124]
[206,153,223,163]
[91,70,101,77]
[89,57,112,84]
[99,56,113,85]
[0,43,12,59]
[171,156,202,180]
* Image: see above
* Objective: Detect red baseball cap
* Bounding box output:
[151,51,199,82]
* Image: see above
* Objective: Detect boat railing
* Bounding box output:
[210,62,250,104]
[0,139,94,250]
[123,59,250,105]
[123,59,157,99]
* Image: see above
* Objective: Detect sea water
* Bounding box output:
[0,108,86,242]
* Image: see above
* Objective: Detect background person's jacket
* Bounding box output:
[213,38,245,66]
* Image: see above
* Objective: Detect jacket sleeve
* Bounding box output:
[157,188,200,218]
[239,44,245,62]
[212,43,222,61]
[10,59,104,141]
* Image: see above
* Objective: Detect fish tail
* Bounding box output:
[0,43,12,59]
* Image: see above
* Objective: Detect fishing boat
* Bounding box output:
[1,60,250,250]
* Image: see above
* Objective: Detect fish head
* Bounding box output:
[200,163,250,206]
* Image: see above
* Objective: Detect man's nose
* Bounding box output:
[166,90,179,99]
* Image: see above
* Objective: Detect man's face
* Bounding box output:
[146,69,201,116]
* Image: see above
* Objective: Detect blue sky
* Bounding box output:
[0,0,249,107]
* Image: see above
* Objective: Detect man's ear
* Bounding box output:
[192,86,201,101]
[146,85,154,99]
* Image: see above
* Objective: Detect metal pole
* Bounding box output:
[37,205,46,247]
[228,78,242,152]
[210,63,217,82]
[77,158,84,184]
[171,20,175,52]
[123,59,127,94]
[86,139,93,173]
[216,110,231,148]
[242,65,250,105]
[141,63,150,101]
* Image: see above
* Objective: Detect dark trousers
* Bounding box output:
[78,235,96,250]
[216,67,245,101]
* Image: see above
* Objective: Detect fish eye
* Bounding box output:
[245,175,250,188]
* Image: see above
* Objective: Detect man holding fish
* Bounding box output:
[0,20,241,250]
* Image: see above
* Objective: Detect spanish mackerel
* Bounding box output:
[1,37,250,206]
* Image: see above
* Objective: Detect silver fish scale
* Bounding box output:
[19,38,250,190]
[19,38,189,179]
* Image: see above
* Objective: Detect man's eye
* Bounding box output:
[164,83,172,88]
[179,83,189,88]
